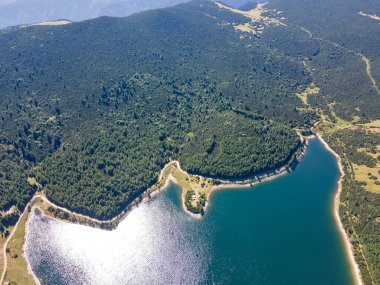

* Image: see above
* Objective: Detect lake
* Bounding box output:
[25,137,356,284]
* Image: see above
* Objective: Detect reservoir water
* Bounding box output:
[25,138,356,284]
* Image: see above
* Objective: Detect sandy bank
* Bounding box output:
[316,133,362,285]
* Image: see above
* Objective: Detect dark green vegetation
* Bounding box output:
[269,0,380,93]
[180,111,299,178]
[0,149,34,212]
[263,0,380,282]
[323,129,380,284]
[0,141,35,237]
[265,0,380,121]
[0,0,380,282]
[0,0,308,221]
[184,190,206,214]
[26,139,357,285]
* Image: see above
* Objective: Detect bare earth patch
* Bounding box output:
[358,12,380,24]
[27,177,42,189]
[358,120,380,133]
[25,20,72,27]
[0,206,17,217]
[216,2,286,35]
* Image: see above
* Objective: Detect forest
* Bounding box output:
[0,0,379,281]
[35,72,300,219]
[179,111,299,178]
[323,128,380,284]
[0,0,312,222]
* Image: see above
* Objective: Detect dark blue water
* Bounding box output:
[25,138,355,284]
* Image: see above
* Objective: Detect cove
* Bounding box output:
[25,137,356,285]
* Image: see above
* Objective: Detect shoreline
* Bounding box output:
[20,176,177,285]
[316,133,363,285]
[0,198,42,285]
[180,162,293,219]
[35,172,176,229]
[199,136,309,216]
[25,136,308,228]
[21,138,308,284]
[161,137,309,219]
[23,208,42,285]
[19,134,362,285]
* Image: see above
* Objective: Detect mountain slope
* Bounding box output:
[0,0,379,282]
[0,0,306,220]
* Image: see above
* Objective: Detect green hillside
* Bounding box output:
[0,0,308,220]
[0,0,379,282]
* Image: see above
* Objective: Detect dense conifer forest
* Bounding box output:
[180,111,299,178]
[0,0,312,221]
[0,0,379,282]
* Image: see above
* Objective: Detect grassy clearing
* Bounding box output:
[234,23,264,35]
[357,145,380,159]
[352,163,380,193]
[0,235,6,283]
[359,120,380,133]
[360,54,380,95]
[3,209,35,285]
[317,106,380,194]
[295,83,320,105]
[352,144,380,193]
[327,102,354,127]
[27,177,42,189]
[316,102,362,135]
[319,116,380,136]
[316,121,340,136]
[171,164,214,194]
[163,163,215,209]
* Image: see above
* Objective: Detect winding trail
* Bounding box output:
[297,25,380,96]
[359,54,380,95]
[0,194,42,285]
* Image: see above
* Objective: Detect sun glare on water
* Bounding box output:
[26,193,209,285]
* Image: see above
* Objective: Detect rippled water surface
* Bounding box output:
[25,138,356,285]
